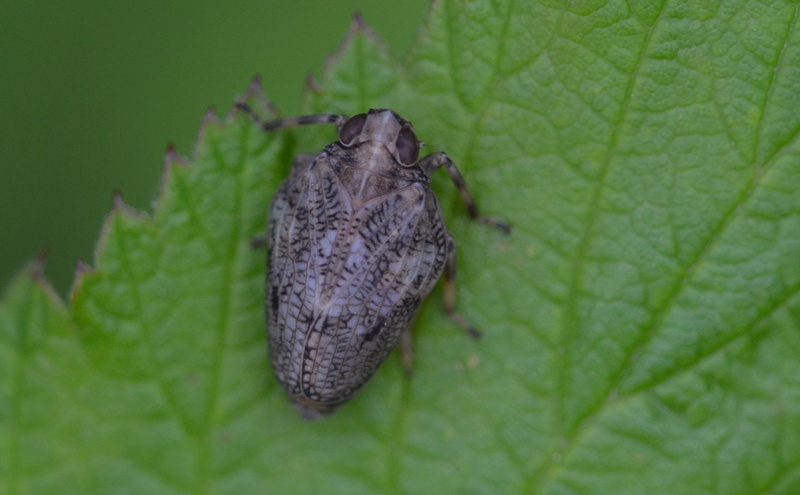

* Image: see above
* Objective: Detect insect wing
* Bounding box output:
[266,152,447,408]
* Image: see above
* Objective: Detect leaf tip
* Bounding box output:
[304,72,324,94]
[351,10,366,29]
[248,73,263,91]
[8,252,68,310]
[74,258,92,277]
[112,189,127,211]
[163,142,187,168]
[202,106,221,127]
[234,75,279,120]
[29,248,50,283]
[194,106,223,154]
[68,257,99,304]
[322,11,387,78]
[108,188,147,218]
[345,11,383,45]
[152,142,189,212]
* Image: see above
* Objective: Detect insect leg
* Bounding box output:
[419,152,511,233]
[236,102,348,132]
[443,233,482,339]
[250,237,267,249]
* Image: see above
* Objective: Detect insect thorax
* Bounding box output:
[320,141,430,206]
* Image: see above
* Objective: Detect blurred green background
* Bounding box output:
[0,1,428,296]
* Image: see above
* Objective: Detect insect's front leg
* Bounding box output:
[419,152,511,233]
[235,102,348,132]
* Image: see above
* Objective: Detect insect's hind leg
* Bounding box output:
[443,233,482,340]
[235,102,348,132]
[419,151,511,233]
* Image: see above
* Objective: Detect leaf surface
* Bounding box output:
[3,1,800,494]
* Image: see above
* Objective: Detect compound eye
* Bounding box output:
[339,113,368,146]
[395,125,419,165]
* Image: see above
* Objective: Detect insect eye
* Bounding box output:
[395,126,419,165]
[339,113,368,146]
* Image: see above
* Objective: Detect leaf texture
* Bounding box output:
[2,1,800,494]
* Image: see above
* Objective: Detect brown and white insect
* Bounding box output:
[238,103,510,419]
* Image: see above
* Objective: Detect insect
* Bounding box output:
[237,103,510,419]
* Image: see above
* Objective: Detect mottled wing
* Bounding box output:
[266,152,447,410]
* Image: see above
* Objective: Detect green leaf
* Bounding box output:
[0,261,93,492]
[3,1,800,493]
